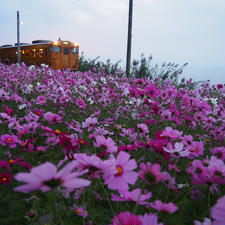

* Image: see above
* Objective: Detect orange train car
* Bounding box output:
[0,39,79,70]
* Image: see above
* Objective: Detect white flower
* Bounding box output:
[18,104,26,110]
[164,142,189,157]
[29,65,35,70]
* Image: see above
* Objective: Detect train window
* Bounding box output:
[71,47,79,54]
[32,49,37,57]
[50,46,61,53]
[39,49,44,57]
[45,48,48,56]
[63,47,69,55]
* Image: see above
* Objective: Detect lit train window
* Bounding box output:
[32,49,37,57]
[39,49,44,57]
[71,47,79,54]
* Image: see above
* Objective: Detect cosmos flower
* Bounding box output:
[0,134,19,148]
[103,151,138,191]
[211,195,225,225]
[0,172,13,185]
[14,161,90,193]
[36,95,46,105]
[94,135,117,154]
[163,142,190,157]
[112,211,142,225]
[139,213,164,225]
[150,200,178,214]
[139,162,166,184]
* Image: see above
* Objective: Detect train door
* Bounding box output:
[62,47,70,69]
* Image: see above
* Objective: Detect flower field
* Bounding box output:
[0,62,225,225]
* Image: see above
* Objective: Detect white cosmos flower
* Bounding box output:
[164,142,189,157]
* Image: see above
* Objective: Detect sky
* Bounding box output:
[0,0,225,84]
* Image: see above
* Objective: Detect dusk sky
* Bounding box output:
[1,0,224,84]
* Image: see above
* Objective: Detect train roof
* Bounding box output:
[0,40,78,49]
[0,40,52,49]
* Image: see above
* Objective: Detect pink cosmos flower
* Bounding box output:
[94,135,117,154]
[112,211,142,225]
[139,213,164,225]
[76,99,86,109]
[103,151,138,191]
[211,147,225,160]
[14,161,90,193]
[74,153,103,178]
[137,123,149,134]
[139,162,166,184]
[43,112,62,124]
[82,116,98,132]
[36,95,46,105]
[160,127,183,140]
[150,200,178,213]
[0,134,19,148]
[71,203,88,218]
[188,141,204,158]
[111,188,152,205]
[211,195,225,225]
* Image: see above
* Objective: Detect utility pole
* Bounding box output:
[17,10,20,65]
[126,0,133,77]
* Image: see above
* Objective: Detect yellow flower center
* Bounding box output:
[2,177,7,182]
[7,138,12,142]
[116,166,123,176]
[9,159,14,164]
[76,209,82,214]
[55,129,61,134]
[79,140,84,144]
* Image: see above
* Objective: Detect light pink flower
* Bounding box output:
[139,213,164,225]
[94,135,117,154]
[43,112,62,124]
[14,161,90,193]
[211,195,225,225]
[103,151,138,191]
[160,127,183,140]
[111,188,152,205]
[150,200,178,213]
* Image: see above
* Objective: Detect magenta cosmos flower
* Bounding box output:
[14,161,90,193]
[211,195,225,225]
[112,211,142,225]
[103,151,138,191]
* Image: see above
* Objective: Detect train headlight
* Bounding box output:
[53,41,58,45]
